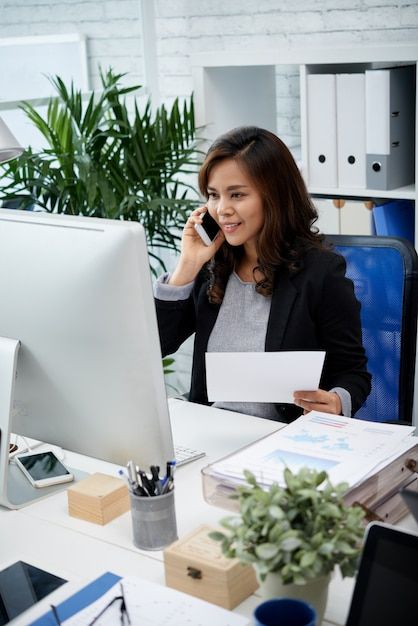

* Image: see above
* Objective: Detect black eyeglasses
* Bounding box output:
[51,582,131,626]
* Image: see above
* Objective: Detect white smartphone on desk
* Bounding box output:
[14,450,74,488]
[194,211,220,246]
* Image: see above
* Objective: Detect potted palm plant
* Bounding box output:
[0,68,201,275]
[209,467,365,624]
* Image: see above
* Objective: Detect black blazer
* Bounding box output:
[156,247,371,422]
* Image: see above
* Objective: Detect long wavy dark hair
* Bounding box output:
[198,126,324,304]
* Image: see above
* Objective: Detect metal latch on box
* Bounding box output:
[187,566,202,579]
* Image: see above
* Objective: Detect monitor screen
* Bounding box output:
[346,522,418,626]
[0,210,174,471]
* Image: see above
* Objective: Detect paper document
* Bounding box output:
[208,411,415,491]
[64,576,248,626]
[205,351,325,402]
[364,435,418,479]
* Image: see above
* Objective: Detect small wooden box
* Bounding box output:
[67,472,130,525]
[164,524,258,609]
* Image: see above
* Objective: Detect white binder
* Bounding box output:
[336,73,366,188]
[313,198,340,234]
[340,200,373,235]
[307,74,338,187]
[365,66,415,190]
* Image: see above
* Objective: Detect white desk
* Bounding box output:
[2,399,417,625]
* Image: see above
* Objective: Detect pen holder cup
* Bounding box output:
[130,489,178,551]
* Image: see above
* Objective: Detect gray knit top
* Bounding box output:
[206,272,278,418]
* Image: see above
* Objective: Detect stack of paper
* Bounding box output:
[208,411,416,492]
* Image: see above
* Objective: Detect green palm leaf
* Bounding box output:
[0,68,201,269]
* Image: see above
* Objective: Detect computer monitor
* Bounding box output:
[0,209,174,508]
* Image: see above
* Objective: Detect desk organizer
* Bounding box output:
[130,488,178,550]
[67,472,130,525]
[163,524,258,609]
[201,444,418,525]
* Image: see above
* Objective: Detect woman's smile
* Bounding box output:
[221,221,242,234]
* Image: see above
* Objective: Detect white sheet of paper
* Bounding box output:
[208,411,415,491]
[205,351,325,403]
[65,576,249,626]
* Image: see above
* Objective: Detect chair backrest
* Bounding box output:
[326,235,418,424]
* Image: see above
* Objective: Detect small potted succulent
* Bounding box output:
[209,467,365,623]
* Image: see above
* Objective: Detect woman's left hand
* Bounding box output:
[293,389,342,415]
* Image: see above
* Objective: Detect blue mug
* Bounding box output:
[253,597,316,626]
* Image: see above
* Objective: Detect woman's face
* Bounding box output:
[206,158,264,253]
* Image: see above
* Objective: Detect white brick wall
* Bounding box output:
[1,0,417,145]
[152,0,418,145]
[0,0,144,90]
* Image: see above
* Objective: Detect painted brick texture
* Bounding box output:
[152,0,418,145]
[0,0,144,89]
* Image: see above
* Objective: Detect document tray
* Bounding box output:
[201,439,418,525]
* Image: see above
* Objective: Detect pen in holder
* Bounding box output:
[127,461,178,551]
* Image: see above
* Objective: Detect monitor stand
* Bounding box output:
[0,337,87,509]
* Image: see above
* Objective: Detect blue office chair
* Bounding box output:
[326,235,418,424]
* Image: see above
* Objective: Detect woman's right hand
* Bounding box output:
[169,207,225,286]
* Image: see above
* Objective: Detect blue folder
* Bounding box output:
[372,199,415,245]
[29,572,121,625]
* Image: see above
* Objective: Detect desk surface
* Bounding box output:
[2,399,417,625]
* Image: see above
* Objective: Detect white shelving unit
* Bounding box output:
[191,42,418,240]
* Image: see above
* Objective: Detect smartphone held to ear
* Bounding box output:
[194,211,220,246]
[15,450,74,488]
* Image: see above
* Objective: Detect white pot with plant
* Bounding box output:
[209,467,365,624]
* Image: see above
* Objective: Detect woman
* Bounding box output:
[155,126,371,422]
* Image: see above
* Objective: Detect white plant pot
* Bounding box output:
[258,571,331,626]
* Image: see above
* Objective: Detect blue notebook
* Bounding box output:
[29,572,121,625]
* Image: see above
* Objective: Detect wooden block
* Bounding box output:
[164,524,258,609]
[67,472,130,525]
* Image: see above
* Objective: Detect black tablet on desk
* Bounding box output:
[0,561,66,624]
[345,522,418,626]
